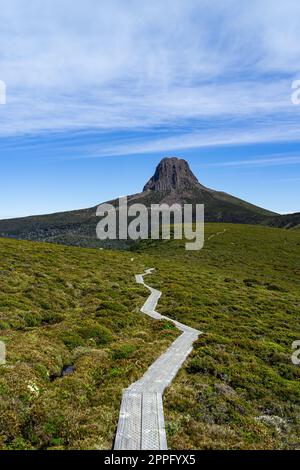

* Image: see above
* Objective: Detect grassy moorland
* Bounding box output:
[0,223,299,450]
[133,224,300,449]
[0,238,178,450]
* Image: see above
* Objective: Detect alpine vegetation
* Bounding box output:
[96,196,204,251]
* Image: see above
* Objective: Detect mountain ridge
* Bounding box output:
[0,156,297,249]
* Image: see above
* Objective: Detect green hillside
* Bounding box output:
[1,223,300,450]
[133,224,300,449]
[266,212,300,230]
[0,186,277,249]
[0,238,177,450]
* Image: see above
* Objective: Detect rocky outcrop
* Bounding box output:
[143,157,204,192]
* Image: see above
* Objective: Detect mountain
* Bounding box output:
[0,156,293,249]
[143,157,202,191]
[139,157,276,222]
[265,212,300,230]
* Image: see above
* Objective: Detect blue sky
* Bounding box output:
[0,0,300,218]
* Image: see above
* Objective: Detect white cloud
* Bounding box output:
[200,154,300,168]
[0,0,300,144]
[60,122,300,160]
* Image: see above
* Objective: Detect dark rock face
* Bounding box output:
[143,157,203,192]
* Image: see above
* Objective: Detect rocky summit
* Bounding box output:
[143,157,203,192]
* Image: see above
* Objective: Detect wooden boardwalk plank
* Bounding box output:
[114,392,142,450]
[114,269,200,450]
[141,394,160,450]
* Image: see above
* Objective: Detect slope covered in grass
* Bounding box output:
[1,223,299,451]
[0,238,178,450]
[133,224,300,449]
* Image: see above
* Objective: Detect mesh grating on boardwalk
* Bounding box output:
[114,269,200,450]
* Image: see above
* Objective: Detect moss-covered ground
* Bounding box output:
[1,223,299,450]
[133,224,300,449]
[0,238,177,450]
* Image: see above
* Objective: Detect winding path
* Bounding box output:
[207,228,227,241]
[114,269,200,450]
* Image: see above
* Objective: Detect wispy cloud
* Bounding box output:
[200,154,300,168]
[0,0,300,148]
[66,124,300,159]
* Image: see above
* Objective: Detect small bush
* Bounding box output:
[112,343,136,360]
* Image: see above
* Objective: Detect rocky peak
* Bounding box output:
[143,157,202,192]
